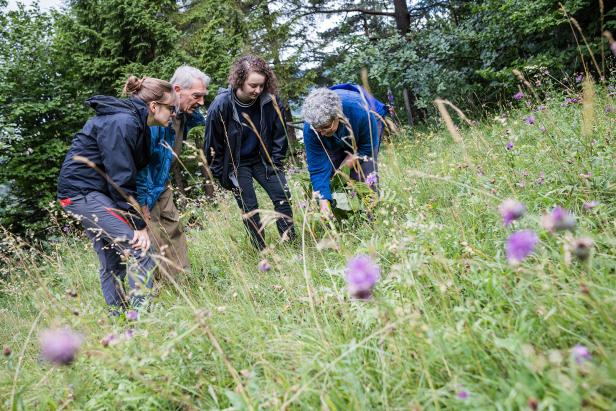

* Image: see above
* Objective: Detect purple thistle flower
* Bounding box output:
[126,310,139,321]
[513,91,524,101]
[124,329,135,339]
[101,333,117,347]
[541,207,576,232]
[535,172,545,185]
[39,328,83,366]
[605,105,613,113]
[506,230,539,264]
[525,115,535,125]
[565,97,579,105]
[498,199,526,226]
[506,141,514,150]
[539,126,546,133]
[575,73,584,83]
[258,259,272,272]
[571,344,591,364]
[571,237,594,261]
[583,201,599,210]
[457,390,470,400]
[345,255,380,299]
[365,172,378,188]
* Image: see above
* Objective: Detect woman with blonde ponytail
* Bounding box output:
[57,75,178,315]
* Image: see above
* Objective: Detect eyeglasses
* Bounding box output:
[191,92,207,99]
[316,119,338,135]
[156,101,177,114]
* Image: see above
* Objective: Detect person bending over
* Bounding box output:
[57,76,176,313]
[137,65,210,276]
[302,84,387,217]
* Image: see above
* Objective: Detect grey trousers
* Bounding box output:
[61,191,155,307]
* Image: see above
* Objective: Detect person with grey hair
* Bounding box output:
[136,65,210,277]
[302,84,388,217]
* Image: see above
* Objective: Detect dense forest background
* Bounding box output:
[0,0,614,237]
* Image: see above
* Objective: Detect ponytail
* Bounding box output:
[122,76,173,104]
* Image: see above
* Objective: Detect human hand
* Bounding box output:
[320,199,333,220]
[341,154,359,169]
[130,229,151,252]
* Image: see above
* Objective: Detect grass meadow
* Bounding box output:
[1,80,615,410]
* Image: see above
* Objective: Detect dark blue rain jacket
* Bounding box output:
[57,95,151,229]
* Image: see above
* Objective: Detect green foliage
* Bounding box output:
[58,0,186,93]
[0,5,92,235]
[326,0,610,116]
[173,0,248,91]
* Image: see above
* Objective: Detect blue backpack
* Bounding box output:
[329,83,388,119]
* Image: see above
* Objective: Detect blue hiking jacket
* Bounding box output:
[57,95,150,230]
[303,84,385,201]
[136,111,205,210]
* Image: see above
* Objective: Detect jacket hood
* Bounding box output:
[86,95,149,127]
[216,87,232,98]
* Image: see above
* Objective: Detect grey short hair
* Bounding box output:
[170,65,211,91]
[302,88,342,128]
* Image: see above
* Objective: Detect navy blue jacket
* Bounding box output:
[203,88,288,190]
[57,96,151,229]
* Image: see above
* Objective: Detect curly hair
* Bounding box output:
[228,55,278,94]
[302,88,342,128]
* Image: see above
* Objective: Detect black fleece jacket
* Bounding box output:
[203,88,288,190]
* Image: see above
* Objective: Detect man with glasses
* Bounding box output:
[137,65,210,278]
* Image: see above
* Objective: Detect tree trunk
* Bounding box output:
[284,103,299,165]
[393,0,410,35]
[393,0,417,128]
[402,88,414,127]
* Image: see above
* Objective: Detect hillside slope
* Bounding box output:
[1,85,615,410]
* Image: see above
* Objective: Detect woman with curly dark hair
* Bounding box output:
[204,55,295,250]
